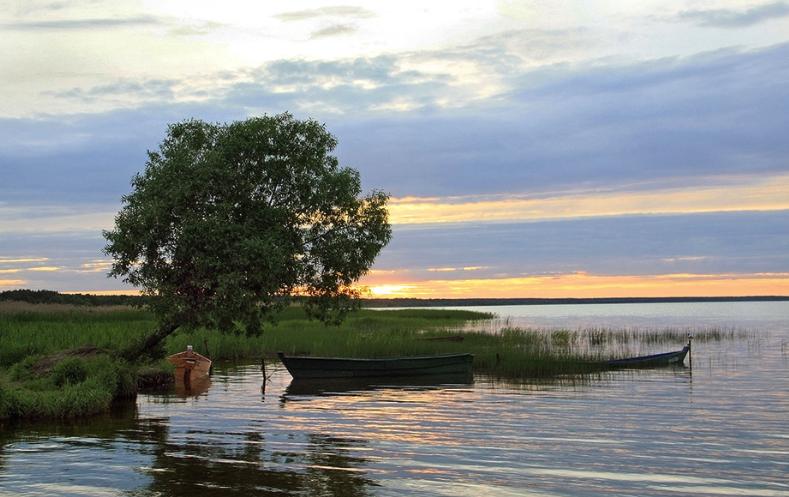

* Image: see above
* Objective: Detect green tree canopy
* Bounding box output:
[104,113,391,357]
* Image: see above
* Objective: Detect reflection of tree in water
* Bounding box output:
[1,402,375,497]
[0,402,156,493]
[140,428,375,497]
[0,421,8,476]
[301,434,377,497]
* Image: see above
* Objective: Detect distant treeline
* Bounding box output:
[2,289,787,308]
[0,289,148,306]
[360,296,789,307]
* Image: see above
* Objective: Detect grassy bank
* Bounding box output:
[0,304,494,419]
[1,302,721,419]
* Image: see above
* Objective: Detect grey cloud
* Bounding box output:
[169,21,224,36]
[6,42,789,202]
[310,23,357,38]
[377,211,789,280]
[5,210,788,292]
[677,1,789,27]
[333,43,789,196]
[4,0,104,16]
[0,102,241,204]
[0,14,162,30]
[48,79,178,102]
[276,5,374,22]
[419,27,596,70]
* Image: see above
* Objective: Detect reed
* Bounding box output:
[0,304,743,419]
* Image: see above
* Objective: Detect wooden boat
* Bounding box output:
[277,352,473,379]
[607,340,690,368]
[167,346,212,382]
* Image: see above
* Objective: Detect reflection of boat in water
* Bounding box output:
[167,346,212,384]
[284,373,474,396]
[174,375,211,397]
[277,352,473,379]
[607,338,691,368]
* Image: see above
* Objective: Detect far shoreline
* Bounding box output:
[361,295,789,308]
[1,289,788,308]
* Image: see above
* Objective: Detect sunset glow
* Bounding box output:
[387,174,789,225]
[363,272,789,299]
[2,0,788,298]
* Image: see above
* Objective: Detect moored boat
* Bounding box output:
[167,345,212,381]
[607,339,691,368]
[277,352,473,379]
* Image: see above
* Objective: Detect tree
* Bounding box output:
[104,113,391,359]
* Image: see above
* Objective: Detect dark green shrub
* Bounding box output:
[52,358,87,387]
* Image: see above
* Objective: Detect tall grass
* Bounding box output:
[0,355,136,419]
[0,305,154,367]
[0,304,745,419]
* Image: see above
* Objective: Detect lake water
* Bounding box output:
[1,301,788,497]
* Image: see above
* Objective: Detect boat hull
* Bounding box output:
[167,350,212,380]
[278,352,474,379]
[607,346,689,368]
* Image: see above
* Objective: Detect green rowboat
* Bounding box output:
[277,352,474,379]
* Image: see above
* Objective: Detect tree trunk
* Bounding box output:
[121,321,180,362]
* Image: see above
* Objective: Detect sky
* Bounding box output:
[2,0,789,298]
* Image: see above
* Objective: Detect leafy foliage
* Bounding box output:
[104,113,391,337]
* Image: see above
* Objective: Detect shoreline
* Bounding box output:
[361,295,789,308]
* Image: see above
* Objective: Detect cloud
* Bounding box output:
[676,2,789,28]
[79,260,113,273]
[0,203,116,234]
[0,257,49,264]
[3,209,788,293]
[26,266,61,272]
[0,15,162,31]
[362,271,789,298]
[386,174,789,224]
[374,210,789,280]
[2,42,788,213]
[276,6,374,22]
[48,79,178,103]
[310,23,358,38]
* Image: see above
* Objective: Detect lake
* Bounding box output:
[1,301,788,496]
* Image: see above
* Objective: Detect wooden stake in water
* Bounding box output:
[687,333,693,369]
[261,357,267,394]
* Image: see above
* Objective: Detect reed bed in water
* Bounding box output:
[488,326,749,362]
[0,304,748,419]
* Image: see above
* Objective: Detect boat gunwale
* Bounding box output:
[607,346,689,366]
[276,352,473,363]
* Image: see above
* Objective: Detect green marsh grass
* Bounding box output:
[0,303,747,419]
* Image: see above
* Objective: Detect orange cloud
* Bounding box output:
[0,257,49,264]
[0,279,26,287]
[426,266,488,273]
[26,266,61,272]
[79,260,114,273]
[388,174,789,224]
[362,272,789,298]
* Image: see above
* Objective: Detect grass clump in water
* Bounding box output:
[0,353,136,420]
